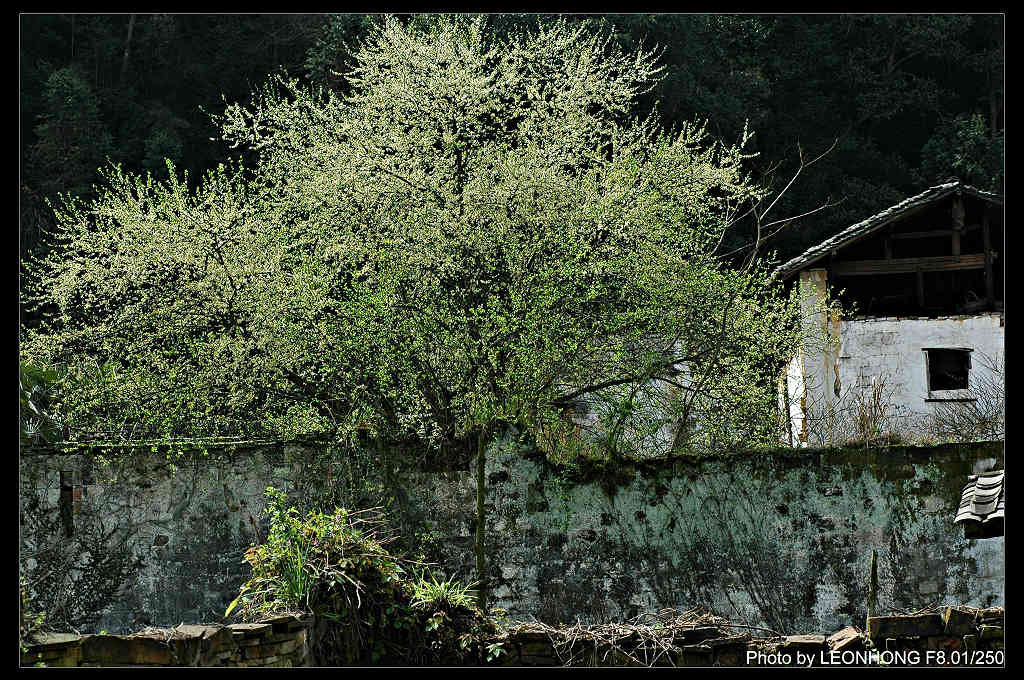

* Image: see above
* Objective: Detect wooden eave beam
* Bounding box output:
[889,224,982,240]
[832,254,986,277]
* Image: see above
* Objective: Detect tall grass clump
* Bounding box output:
[226,487,504,665]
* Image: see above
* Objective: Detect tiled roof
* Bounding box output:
[771,181,1003,281]
[955,470,1004,539]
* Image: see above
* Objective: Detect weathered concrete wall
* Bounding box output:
[20,439,1003,636]
[786,268,1004,447]
[836,314,1003,413]
[479,439,1003,633]
[19,440,475,634]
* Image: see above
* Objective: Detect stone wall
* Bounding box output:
[493,606,1005,667]
[20,614,313,667]
[476,439,1003,633]
[19,438,1003,635]
[21,607,1004,667]
[865,606,1004,662]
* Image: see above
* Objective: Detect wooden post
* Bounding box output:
[952,197,965,258]
[983,213,995,307]
[782,373,793,447]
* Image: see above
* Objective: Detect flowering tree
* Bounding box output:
[24,15,808,606]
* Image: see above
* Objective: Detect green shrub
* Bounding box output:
[227,487,499,665]
[20,576,47,654]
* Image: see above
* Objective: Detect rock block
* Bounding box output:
[169,635,203,665]
[713,642,750,667]
[978,625,1003,641]
[827,627,864,652]
[22,645,82,667]
[779,634,826,653]
[199,626,236,661]
[28,632,82,650]
[926,636,962,653]
[676,626,723,644]
[230,622,272,638]
[518,642,552,658]
[258,642,283,658]
[81,634,174,666]
[277,637,300,656]
[943,607,976,636]
[868,614,944,639]
[679,643,713,666]
[976,607,1004,620]
[36,652,81,667]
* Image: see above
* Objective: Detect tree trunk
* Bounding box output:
[120,14,137,84]
[475,424,489,612]
[866,549,878,626]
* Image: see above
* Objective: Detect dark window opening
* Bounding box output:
[834,273,917,316]
[834,267,995,317]
[926,349,971,391]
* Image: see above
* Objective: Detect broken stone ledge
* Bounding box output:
[21,614,313,668]
[21,607,1004,667]
[849,312,1002,322]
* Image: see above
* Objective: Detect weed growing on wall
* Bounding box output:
[798,371,912,448]
[410,571,478,611]
[226,487,501,664]
[20,576,47,652]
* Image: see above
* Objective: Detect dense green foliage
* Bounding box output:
[23,16,806,459]
[21,14,1003,270]
[19,360,65,445]
[607,15,1004,257]
[227,488,502,665]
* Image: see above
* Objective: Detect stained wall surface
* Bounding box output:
[784,268,1003,447]
[20,439,1004,635]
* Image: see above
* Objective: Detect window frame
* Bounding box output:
[922,347,976,402]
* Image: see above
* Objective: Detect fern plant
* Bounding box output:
[410,572,478,613]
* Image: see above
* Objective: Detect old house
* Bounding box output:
[775,181,1004,447]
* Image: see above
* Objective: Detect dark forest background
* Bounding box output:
[20,14,1003,270]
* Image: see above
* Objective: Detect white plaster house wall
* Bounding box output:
[785,268,1004,447]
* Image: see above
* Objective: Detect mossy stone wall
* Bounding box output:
[20,439,1003,634]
